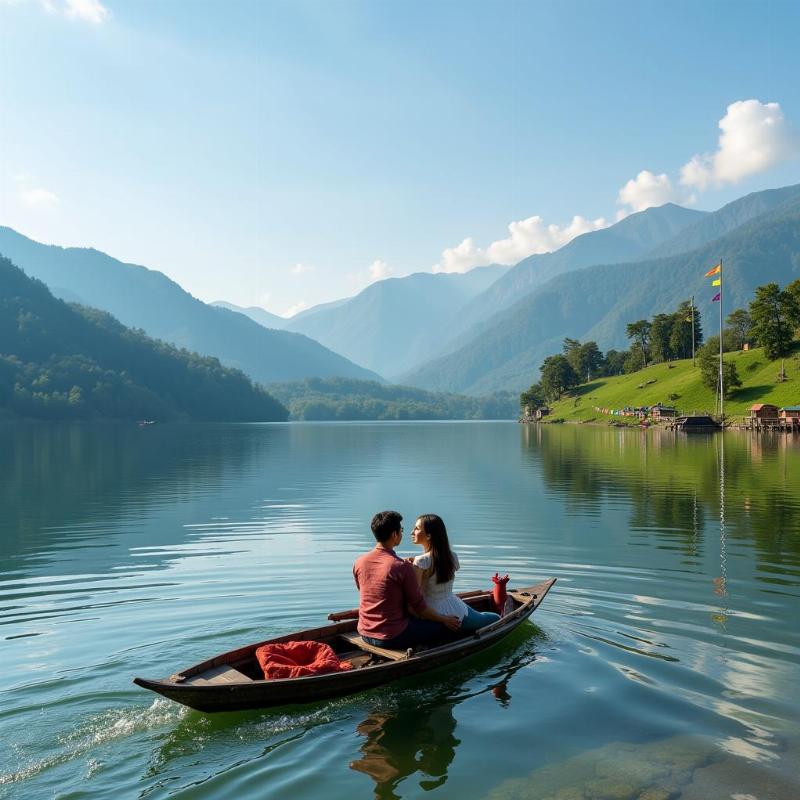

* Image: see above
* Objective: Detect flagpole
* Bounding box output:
[691,295,695,366]
[719,259,724,422]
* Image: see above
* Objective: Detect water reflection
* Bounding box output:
[523,425,800,569]
[351,704,459,798]
[350,630,541,799]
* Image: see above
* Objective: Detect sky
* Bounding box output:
[1,0,800,317]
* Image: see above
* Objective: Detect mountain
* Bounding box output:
[211,301,287,329]
[402,189,800,394]
[283,264,508,377]
[0,255,288,421]
[439,203,707,347]
[0,227,381,384]
[644,183,800,259]
[290,296,351,321]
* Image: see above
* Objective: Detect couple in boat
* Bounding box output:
[353,510,500,650]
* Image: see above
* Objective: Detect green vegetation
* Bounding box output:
[0,255,288,421]
[697,336,741,397]
[749,280,800,359]
[541,342,800,423]
[267,377,516,420]
[523,276,800,417]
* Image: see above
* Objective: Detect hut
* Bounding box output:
[779,406,800,430]
[750,403,779,421]
[534,406,551,421]
[780,405,800,420]
[650,405,678,422]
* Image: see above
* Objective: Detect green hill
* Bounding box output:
[542,343,800,424]
[0,255,288,422]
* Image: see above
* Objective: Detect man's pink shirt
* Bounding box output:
[352,547,428,640]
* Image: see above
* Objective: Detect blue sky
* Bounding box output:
[2,0,800,316]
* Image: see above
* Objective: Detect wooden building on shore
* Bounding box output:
[750,403,779,421]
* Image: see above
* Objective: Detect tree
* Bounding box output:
[539,355,579,401]
[562,338,582,377]
[650,314,674,363]
[623,343,646,374]
[625,320,652,365]
[520,382,545,410]
[697,337,742,398]
[726,308,752,350]
[563,339,604,382]
[749,283,799,360]
[670,300,702,360]
[578,341,604,381]
[785,279,800,329]
[604,349,627,376]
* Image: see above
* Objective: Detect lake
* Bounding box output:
[2,421,799,799]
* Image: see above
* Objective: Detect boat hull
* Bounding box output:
[134,579,555,712]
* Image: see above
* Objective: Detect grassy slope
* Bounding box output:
[545,342,800,423]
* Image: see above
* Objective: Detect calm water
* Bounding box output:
[1,421,799,800]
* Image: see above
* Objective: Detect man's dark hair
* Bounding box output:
[371,510,402,543]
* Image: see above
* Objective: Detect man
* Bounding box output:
[353,510,461,649]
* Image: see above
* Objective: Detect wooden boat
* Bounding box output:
[133,578,555,712]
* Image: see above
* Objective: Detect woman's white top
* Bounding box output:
[413,550,470,619]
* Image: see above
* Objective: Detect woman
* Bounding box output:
[410,514,500,633]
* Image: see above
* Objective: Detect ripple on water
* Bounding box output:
[0,700,186,789]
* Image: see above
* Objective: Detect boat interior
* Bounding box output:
[175,591,523,687]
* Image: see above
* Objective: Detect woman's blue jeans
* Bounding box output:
[458,606,500,633]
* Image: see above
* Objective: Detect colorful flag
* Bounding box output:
[704,264,721,277]
[711,278,721,286]
[712,292,721,302]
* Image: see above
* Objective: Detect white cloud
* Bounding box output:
[433,214,608,274]
[63,0,109,23]
[284,301,308,318]
[291,262,314,275]
[679,100,799,190]
[14,174,60,207]
[368,259,392,280]
[433,237,489,274]
[21,187,60,207]
[1,0,110,23]
[617,170,682,213]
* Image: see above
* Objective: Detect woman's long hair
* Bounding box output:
[418,514,456,584]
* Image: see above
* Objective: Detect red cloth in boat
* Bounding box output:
[255,641,353,680]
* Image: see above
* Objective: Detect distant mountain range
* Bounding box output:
[0,255,288,421]
[401,184,800,394]
[441,203,706,347]
[282,265,508,377]
[4,182,799,402]
[211,301,288,330]
[0,227,381,385]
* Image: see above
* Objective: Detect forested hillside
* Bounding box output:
[0,256,288,421]
[267,377,516,420]
[0,227,381,385]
